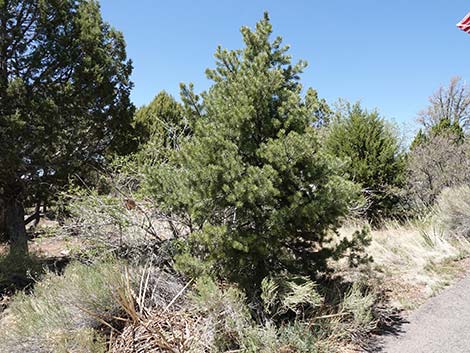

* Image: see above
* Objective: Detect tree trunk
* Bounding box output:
[4,197,28,256]
[0,198,6,242]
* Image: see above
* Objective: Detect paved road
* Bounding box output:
[378,275,470,353]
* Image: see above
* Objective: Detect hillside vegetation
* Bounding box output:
[1,6,470,353]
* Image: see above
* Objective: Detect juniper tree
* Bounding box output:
[410,129,427,150]
[151,13,363,292]
[0,0,135,254]
[325,103,405,223]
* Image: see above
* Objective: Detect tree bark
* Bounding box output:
[3,197,28,256]
[0,198,6,242]
[33,200,40,227]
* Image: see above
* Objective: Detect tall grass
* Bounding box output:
[435,185,470,238]
[340,218,470,309]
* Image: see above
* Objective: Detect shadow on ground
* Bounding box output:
[0,248,70,311]
[365,301,409,352]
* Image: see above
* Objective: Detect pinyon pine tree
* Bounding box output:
[134,91,190,149]
[151,14,365,293]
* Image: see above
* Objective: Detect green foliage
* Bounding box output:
[411,117,465,149]
[191,277,338,352]
[339,283,377,333]
[150,13,362,291]
[430,117,465,141]
[325,102,405,223]
[0,0,135,248]
[410,129,427,150]
[117,90,195,196]
[134,91,190,152]
[242,322,326,353]
[261,274,323,318]
[127,91,193,196]
[305,88,334,127]
[190,276,379,352]
[191,277,252,351]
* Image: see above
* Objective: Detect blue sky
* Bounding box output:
[99,0,470,132]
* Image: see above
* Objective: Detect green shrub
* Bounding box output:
[190,277,340,353]
[261,274,323,318]
[150,13,363,293]
[339,283,377,334]
[190,277,252,351]
[411,117,465,150]
[0,261,126,353]
[242,322,326,353]
[134,91,190,149]
[325,102,405,224]
[278,322,329,353]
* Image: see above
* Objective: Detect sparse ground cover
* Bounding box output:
[1,191,469,353]
[339,220,470,311]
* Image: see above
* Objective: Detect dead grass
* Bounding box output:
[0,258,189,353]
[435,185,470,238]
[111,309,201,353]
[338,219,470,310]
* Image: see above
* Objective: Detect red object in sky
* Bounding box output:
[457,13,470,33]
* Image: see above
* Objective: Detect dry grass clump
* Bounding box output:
[435,185,470,238]
[339,219,470,309]
[109,266,195,352]
[113,277,255,353]
[111,306,201,353]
